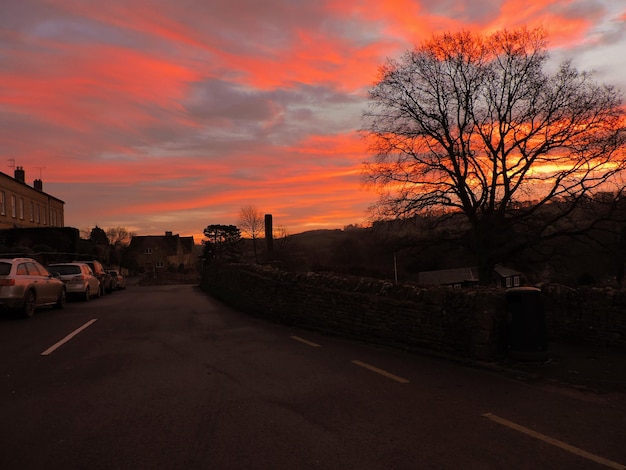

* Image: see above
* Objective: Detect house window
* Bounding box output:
[43,207,47,225]
[36,204,40,223]
[29,201,34,222]
[10,195,16,218]
[155,261,164,268]
[19,198,24,220]
[513,276,520,287]
[506,277,512,288]
[144,248,153,254]
[0,191,5,216]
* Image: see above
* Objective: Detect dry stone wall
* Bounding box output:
[200,264,625,361]
[201,264,507,360]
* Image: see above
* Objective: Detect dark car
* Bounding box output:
[108,270,126,290]
[76,260,114,295]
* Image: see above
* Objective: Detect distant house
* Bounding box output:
[127,231,196,273]
[493,264,525,288]
[418,265,525,288]
[418,267,480,288]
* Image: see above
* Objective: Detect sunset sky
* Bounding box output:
[1,0,625,241]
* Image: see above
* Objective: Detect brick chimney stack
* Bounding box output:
[34,179,43,191]
[14,166,25,183]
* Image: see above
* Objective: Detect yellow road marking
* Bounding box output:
[483,413,625,470]
[290,336,321,347]
[352,360,410,384]
[41,319,98,356]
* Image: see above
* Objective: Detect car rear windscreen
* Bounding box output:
[49,265,81,275]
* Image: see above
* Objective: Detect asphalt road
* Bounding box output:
[1,284,624,470]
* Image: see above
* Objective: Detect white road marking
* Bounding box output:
[483,413,625,470]
[352,360,410,384]
[41,319,98,356]
[290,336,321,347]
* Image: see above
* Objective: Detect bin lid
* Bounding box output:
[506,286,540,293]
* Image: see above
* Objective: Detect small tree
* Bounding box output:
[363,27,626,283]
[239,205,264,262]
[89,226,109,245]
[202,224,242,268]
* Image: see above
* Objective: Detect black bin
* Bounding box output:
[506,287,549,361]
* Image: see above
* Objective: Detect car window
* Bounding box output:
[37,263,50,276]
[26,262,48,276]
[16,263,28,275]
[0,262,11,275]
[50,265,81,275]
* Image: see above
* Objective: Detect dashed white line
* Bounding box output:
[483,413,625,470]
[352,360,410,384]
[41,319,98,356]
[290,336,321,347]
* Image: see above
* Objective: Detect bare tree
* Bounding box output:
[363,27,626,282]
[106,226,136,270]
[239,205,264,262]
[274,224,290,252]
[106,226,135,247]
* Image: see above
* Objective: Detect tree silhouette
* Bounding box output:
[363,27,626,282]
[239,205,264,263]
[89,226,109,245]
[202,224,242,266]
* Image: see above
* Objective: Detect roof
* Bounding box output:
[129,234,195,255]
[0,171,65,204]
[493,264,524,278]
[418,267,480,286]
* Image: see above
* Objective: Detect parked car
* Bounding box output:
[108,270,126,290]
[76,260,114,295]
[48,262,101,301]
[0,257,66,317]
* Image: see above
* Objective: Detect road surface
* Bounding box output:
[1,284,624,469]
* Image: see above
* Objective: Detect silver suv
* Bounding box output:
[0,257,66,317]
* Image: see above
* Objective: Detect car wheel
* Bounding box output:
[84,287,91,302]
[22,289,36,318]
[55,288,66,309]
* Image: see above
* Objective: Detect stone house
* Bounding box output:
[418,265,525,288]
[127,231,196,273]
[0,167,64,230]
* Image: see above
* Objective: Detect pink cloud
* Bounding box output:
[2,0,624,238]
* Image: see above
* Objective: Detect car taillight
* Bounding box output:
[0,279,15,286]
[71,275,85,281]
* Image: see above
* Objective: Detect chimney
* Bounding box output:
[165,231,173,237]
[34,179,43,191]
[264,214,274,258]
[14,166,25,183]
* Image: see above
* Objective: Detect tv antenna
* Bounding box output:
[7,159,15,170]
[34,166,46,179]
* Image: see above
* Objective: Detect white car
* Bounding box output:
[0,258,66,317]
[48,262,101,301]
